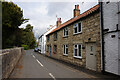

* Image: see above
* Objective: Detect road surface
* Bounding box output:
[10,49,118,79]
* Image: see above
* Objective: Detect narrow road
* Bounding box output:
[10,50,118,79]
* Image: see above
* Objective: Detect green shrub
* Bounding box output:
[21,45,29,50]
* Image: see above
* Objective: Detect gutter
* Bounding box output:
[99,2,105,74]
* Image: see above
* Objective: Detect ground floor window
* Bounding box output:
[63,44,68,55]
[47,45,49,52]
[53,45,57,53]
[74,44,82,58]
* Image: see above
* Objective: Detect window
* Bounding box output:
[53,45,57,53]
[63,27,68,37]
[63,45,68,55]
[90,46,93,52]
[39,45,41,50]
[47,45,49,52]
[74,44,82,58]
[73,22,82,34]
[41,38,42,42]
[47,36,50,42]
[54,33,57,40]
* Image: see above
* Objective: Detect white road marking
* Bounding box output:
[36,59,44,67]
[32,55,36,58]
[49,73,56,80]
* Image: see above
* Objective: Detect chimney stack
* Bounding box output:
[56,18,62,27]
[73,5,80,17]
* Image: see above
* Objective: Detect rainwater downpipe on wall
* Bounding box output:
[99,2,105,74]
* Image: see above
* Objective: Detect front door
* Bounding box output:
[86,43,96,71]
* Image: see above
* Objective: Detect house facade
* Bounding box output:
[46,4,101,72]
[101,2,120,75]
[38,34,44,53]
[38,25,57,54]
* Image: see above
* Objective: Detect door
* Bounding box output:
[86,43,96,71]
[49,45,51,56]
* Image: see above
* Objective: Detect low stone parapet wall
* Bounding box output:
[1,47,25,79]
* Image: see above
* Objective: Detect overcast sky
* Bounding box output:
[12,1,98,40]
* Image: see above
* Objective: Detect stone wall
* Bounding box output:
[46,10,101,72]
[2,47,25,78]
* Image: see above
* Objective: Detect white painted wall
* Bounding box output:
[38,35,44,54]
[118,31,120,75]
[103,2,120,75]
[104,33,119,74]
[118,2,120,75]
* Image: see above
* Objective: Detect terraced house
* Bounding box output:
[46,4,101,72]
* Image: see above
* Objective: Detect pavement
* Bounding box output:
[9,49,119,80]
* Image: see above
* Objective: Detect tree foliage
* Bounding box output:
[2,2,36,49]
[22,24,36,49]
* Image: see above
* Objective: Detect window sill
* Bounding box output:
[63,54,68,56]
[63,36,68,38]
[54,39,57,41]
[53,52,57,54]
[73,32,82,35]
[73,56,82,59]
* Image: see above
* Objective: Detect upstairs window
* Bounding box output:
[53,45,57,53]
[63,45,68,55]
[47,36,50,42]
[73,22,82,34]
[74,44,82,58]
[63,27,68,37]
[54,33,57,40]
[41,38,42,42]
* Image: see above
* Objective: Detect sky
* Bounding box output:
[11,0,98,40]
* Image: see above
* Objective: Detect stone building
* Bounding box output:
[100,2,120,75]
[38,25,57,54]
[46,4,101,72]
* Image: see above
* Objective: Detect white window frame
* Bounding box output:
[74,44,82,58]
[63,27,68,37]
[73,22,82,34]
[63,44,68,56]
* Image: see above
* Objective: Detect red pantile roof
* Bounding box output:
[47,4,99,35]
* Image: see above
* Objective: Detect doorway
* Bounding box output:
[86,43,97,71]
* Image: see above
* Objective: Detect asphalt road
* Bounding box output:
[9,49,118,79]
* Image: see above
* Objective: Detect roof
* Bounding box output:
[47,4,99,36]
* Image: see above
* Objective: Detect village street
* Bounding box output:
[9,50,118,79]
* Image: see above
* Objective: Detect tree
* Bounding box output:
[22,24,36,49]
[2,2,28,48]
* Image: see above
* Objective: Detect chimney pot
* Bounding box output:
[73,4,80,17]
[77,5,79,9]
[56,18,62,27]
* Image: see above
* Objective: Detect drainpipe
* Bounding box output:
[99,2,105,74]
